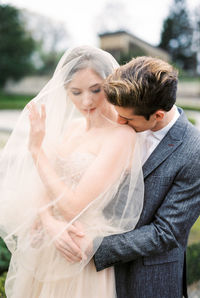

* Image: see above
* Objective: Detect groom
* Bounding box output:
[93,56,200,298]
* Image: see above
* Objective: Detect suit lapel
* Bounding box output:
[142,109,188,179]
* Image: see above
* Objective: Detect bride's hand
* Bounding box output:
[27,102,46,156]
[45,218,85,263]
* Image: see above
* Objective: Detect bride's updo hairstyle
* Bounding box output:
[57,45,119,86]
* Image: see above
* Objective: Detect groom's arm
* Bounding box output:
[94,153,200,271]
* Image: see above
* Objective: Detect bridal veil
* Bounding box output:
[0,45,144,295]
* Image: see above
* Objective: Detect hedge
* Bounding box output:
[0,239,11,275]
[187,242,200,285]
[0,273,6,298]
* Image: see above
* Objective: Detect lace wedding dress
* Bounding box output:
[7,151,116,298]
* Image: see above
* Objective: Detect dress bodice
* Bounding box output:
[55,151,97,188]
[53,151,97,220]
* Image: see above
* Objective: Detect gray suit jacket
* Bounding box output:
[94,108,200,298]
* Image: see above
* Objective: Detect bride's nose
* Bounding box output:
[82,93,93,108]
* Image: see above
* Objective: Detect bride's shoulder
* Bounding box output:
[104,125,136,149]
[111,124,136,140]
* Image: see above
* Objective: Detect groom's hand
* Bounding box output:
[60,223,85,263]
[65,221,87,262]
[67,221,94,263]
[44,218,84,263]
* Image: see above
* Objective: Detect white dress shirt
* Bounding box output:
[138,106,180,165]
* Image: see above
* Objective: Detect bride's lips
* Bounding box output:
[83,108,96,112]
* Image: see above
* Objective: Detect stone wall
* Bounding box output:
[4,75,51,95]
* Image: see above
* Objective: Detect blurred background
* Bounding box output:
[0,0,200,296]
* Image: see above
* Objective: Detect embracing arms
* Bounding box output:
[94,145,200,270]
[28,103,136,222]
[27,102,137,261]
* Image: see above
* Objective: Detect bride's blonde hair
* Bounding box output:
[59,45,119,85]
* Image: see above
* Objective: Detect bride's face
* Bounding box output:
[67,68,108,116]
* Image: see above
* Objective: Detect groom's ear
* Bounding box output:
[154,110,165,122]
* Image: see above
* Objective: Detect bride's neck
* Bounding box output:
[85,107,117,131]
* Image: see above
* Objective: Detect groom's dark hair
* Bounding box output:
[103,56,178,120]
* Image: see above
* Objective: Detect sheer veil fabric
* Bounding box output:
[0,46,144,297]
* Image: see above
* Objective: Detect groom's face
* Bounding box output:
[115,106,159,132]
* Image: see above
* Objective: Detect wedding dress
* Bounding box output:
[7,151,116,298]
[0,46,144,297]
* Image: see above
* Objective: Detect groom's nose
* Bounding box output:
[117,115,128,125]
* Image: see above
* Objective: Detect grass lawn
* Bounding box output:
[0,92,34,109]
[179,76,200,83]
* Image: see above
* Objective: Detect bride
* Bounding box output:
[0,45,144,297]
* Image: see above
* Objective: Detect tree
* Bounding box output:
[21,10,70,74]
[192,6,200,74]
[159,0,197,73]
[0,4,36,87]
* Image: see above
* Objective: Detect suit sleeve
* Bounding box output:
[94,146,200,271]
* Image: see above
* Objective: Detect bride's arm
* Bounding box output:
[33,131,135,222]
[28,103,136,221]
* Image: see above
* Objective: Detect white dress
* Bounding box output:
[6,152,116,298]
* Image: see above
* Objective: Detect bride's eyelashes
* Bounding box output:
[72,91,81,95]
[91,88,101,94]
[71,88,101,96]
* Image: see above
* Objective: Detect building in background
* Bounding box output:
[99,30,170,64]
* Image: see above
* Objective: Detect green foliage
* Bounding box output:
[188,118,196,125]
[159,0,197,73]
[0,239,10,275]
[178,105,200,112]
[192,217,200,233]
[0,4,36,87]
[179,76,200,82]
[0,239,9,297]
[0,272,6,298]
[0,92,33,109]
[189,217,200,245]
[119,48,146,65]
[187,242,200,285]
[38,51,63,75]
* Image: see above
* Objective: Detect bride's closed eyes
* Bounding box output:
[71,90,81,95]
[91,88,101,94]
[70,86,102,96]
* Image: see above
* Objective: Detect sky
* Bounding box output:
[1,0,200,48]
